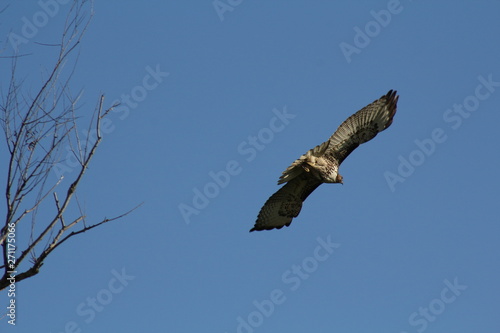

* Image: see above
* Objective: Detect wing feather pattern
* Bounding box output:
[250,173,322,232]
[326,90,398,165]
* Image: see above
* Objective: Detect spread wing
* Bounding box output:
[277,90,398,185]
[326,90,398,165]
[250,173,322,232]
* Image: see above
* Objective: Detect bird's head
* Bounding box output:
[336,174,343,184]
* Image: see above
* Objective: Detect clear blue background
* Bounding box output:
[1,1,499,332]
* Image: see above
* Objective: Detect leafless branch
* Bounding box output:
[0,0,139,291]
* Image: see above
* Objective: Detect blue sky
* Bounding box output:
[1,1,500,332]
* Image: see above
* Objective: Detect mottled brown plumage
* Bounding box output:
[250,90,399,232]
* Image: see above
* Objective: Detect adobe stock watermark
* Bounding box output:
[384,73,500,192]
[339,0,405,64]
[399,277,467,333]
[212,0,244,22]
[52,64,169,178]
[56,267,135,333]
[224,235,340,333]
[178,106,296,225]
[8,0,72,51]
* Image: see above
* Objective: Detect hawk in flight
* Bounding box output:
[250,90,399,232]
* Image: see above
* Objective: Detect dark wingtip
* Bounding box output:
[385,89,398,101]
[249,224,288,232]
[383,89,399,129]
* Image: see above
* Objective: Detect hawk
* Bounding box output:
[250,90,399,232]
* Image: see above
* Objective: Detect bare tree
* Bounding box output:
[0,0,139,290]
